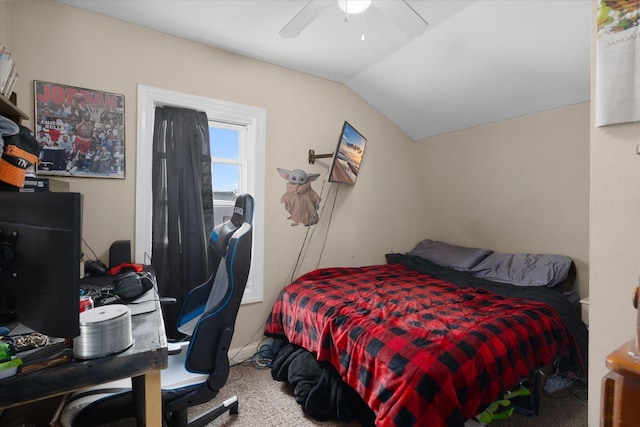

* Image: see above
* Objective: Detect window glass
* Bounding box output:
[210,123,245,226]
[212,163,240,201]
[210,127,239,159]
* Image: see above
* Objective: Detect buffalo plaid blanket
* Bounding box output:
[264,262,576,427]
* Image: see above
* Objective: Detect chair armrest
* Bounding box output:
[167,341,189,355]
[159,297,178,305]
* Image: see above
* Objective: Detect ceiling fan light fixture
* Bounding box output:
[337,0,372,15]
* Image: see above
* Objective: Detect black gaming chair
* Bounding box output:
[60,194,255,427]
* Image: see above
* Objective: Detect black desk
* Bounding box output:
[0,298,168,426]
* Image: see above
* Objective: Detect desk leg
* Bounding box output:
[132,370,162,427]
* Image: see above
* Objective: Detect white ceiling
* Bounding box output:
[55,0,592,140]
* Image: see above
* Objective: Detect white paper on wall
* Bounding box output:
[595,0,640,127]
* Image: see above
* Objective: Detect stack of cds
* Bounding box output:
[73,305,133,360]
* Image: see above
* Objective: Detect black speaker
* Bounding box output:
[109,240,131,268]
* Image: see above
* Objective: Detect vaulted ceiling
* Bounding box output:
[56,0,592,140]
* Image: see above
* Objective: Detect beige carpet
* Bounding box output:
[99,361,588,427]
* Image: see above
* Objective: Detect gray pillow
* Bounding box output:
[408,239,492,271]
[468,253,573,287]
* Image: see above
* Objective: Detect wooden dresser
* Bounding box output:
[601,288,640,426]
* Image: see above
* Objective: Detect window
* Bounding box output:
[136,85,265,304]
[210,123,248,226]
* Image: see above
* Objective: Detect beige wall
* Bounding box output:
[4,0,426,351]
[588,0,640,424]
[413,103,590,298]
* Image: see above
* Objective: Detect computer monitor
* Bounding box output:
[0,192,83,338]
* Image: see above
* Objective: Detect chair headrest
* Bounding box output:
[210,194,254,258]
[230,194,254,227]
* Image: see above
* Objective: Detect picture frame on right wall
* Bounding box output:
[328,121,367,185]
[595,0,640,127]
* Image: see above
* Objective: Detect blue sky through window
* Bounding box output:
[210,126,240,196]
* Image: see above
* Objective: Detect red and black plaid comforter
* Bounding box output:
[264,263,575,427]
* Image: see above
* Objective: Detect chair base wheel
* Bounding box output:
[179,395,239,427]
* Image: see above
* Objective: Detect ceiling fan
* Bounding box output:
[279,0,429,39]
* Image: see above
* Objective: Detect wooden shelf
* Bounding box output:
[0,92,28,123]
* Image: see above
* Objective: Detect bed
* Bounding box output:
[264,240,587,427]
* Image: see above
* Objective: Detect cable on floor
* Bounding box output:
[250,337,283,369]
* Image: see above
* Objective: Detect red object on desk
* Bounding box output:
[109,262,144,276]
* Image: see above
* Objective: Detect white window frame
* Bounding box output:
[135,84,265,304]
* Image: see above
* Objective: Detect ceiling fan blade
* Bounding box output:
[279,0,332,38]
[374,0,428,38]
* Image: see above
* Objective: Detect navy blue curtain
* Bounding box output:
[151,106,213,339]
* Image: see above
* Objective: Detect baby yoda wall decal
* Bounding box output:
[277,168,321,226]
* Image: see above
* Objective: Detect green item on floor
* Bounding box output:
[476,385,531,425]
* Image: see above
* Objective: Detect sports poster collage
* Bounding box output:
[33,81,125,179]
